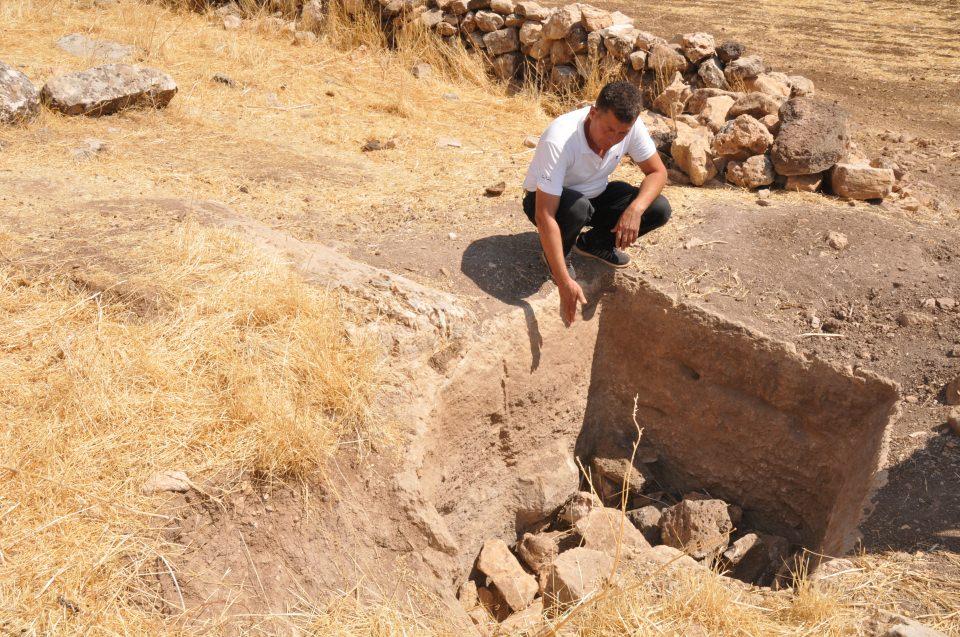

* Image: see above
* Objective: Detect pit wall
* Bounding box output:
[423,272,899,571]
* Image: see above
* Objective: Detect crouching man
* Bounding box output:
[522,80,671,325]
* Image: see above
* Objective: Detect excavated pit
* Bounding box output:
[422,272,900,583]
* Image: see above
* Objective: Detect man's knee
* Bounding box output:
[646,195,672,227]
[558,190,593,225]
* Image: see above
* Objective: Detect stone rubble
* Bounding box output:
[0,61,41,125]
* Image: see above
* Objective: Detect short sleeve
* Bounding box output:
[532,140,568,196]
[626,122,657,164]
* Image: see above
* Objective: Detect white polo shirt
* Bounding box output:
[522,106,657,199]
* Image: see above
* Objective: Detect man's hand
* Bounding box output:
[613,206,642,249]
[559,277,587,325]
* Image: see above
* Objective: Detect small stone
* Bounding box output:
[660,498,733,560]
[41,64,177,116]
[716,40,745,64]
[557,491,602,526]
[647,42,689,78]
[627,505,662,545]
[1,62,41,125]
[514,0,548,20]
[142,470,191,494]
[448,232,458,240]
[896,311,935,327]
[485,181,506,196]
[489,0,514,14]
[458,580,479,610]
[543,4,581,39]
[602,25,640,61]
[491,52,522,80]
[362,138,396,152]
[628,50,648,72]
[825,231,848,251]
[411,62,433,78]
[476,538,538,612]
[550,64,578,90]
[935,298,956,310]
[500,597,544,633]
[517,531,561,575]
[518,20,542,45]
[787,75,815,97]
[293,30,318,46]
[652,72,691,118]
[882,616,949,637]
[543,548,613,606]
[721,533,790,585]
[72,137,107,160]
[947,408,959,435]
[591,456,651,502]
[522,134,539,148]
[744,73,791,99]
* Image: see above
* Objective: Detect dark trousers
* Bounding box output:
[523,181,671,255]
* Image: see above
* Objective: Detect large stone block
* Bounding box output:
[41,64,177,116]
[0,61,40,125]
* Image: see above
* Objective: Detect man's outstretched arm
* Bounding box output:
[535,188,586,325]
[612,152,668,249]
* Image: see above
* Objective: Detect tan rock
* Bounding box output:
[697,57,729,90]
[517,531,562,574]
[300,0,324,32]
[744,72,791,99]
[42,64,177,117]
[671,123,717,186]
[632,544,701,570]
[458,580,479,610]
[551,64,578,89]
[474,10,504,31]
[420,8,444,28]
[759,113,780,134]
[542,4,580,39]
[514,0,548,20]
[698,94,735,132]
[558,491,602,525]
[679,32,715,63]
[785,173,823,192]
[500,597,544,633]
[483,27,520,55]
[609,10,633,25]
[728,92,781,119]
[543,548,613,605]
[648,42,689,78]
[825,230,848,250]
[946,376,960,406]
[476,539,538,612]
[724,54,764,83]
[685,88,738,114]
[491,52,521,79]
[575,507,652,555]
[580,5,612,32]
[489,0,514,14]
[726,154,775,190]
[628,50,647,72]
[436,21,458,36]
[527,35,551,60]
[0,62,41,125]
[652,72,691,118]
[591,456,651,502]
[518,20,542,45]
[712,114,773,160]
[788,74,815,97]
[142,470,191,494]
[602,24,639,60]
[830,163,895,200]
[660,498,733,560]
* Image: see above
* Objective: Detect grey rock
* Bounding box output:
[660,498,733,560]
[0,62,41,124]
[721,532,790,585]
[716,40,744,64]
[771,98,849,176]
[482,27,520,55]
[57,33,136,62]
[627,505,662,545]
[724,54,764,83]
[697,57,729,90]
[41,64,177,116]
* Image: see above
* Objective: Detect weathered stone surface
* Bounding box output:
[697,57,729,90]
[420,8,444,28]
[628,50,647,72]
[42,64,177,116]
[648,42,689,77]
[489,0,514,14]
[627,505,662,545]
[652,72,691,118]
[513,440,579,529]
[721,532,790,584]
[500,597,544,633]
[518,20,542,45]
[57,33,135,61]
[602,25,639,61]
[142,470,191,494]
[543,4,580,39]
[514,0,548,20]
[788,74,815,97]
[458,580,479,610]
[517,531,561,574]
[726,154,775,190]
[679,32,715,63]
[640,109,676,152]
[829,163,893,200]
[543,548,613,605]
[882,616,948,637]
[580,5,612,32]
[474,10,504,31]
[724,54,764,83]
[947,408,960,435]
[0,62,40,125]
[771,98,849,176]
[551,64,578,89]
[712,114,773,160]
[436,20,458,36]
[476,538,538,612]
[483,27,520,54]
[671,123,716,186]
[449,0,469,15]
[591,456,651,502]
[564,22,588,53]
[575,507,652,554]
[660,498,733,560]
[460,12,478,33]
[728,92,780,119]
[685,87,738,114]
[785,172,823,192]
[744,72,791,99]
[716,40,745,63]
[558,491,603,526]
[825,230,848,251]
[759,113,780,134]
[897,311,935,328]
[527,35,551,60]
[221,14,243,29]
[490,52,521,79]
[698,94,734,132]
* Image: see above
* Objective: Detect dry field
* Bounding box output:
[0,0,958,635]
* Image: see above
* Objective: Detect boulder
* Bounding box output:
[771,98,849,176]
[788,74,815,97]
[716,40,745,63]
[697,57,729,90]
[41,64,176,116]
[518,20,542,45]
[56,34,135,62]
[728,92,781,119]
[744,72,791,99]
[660,498,733,560]
[686,87,738,114]
[543,548,613,605]
[652,72,691,118]
[721,532,790,584]
[671,123,717,186]
[474,10,504,31]
[629,50,648,72]
[0,62,40,125]
[640,109,676,152]
[830,163,894,200]
[698,94,735,132]
[513,439,579,529]
[558,491,603,526]
[436,21,458,36]
[575,507,652,555]
[491,52,521,80]
[724,54,764,83]
[514,0,548,20]
[602,25,639,61]
[784,172,823,192]
[543,4,580,39]
[591,456,651,502]
[945,375,960,406]
[551,64,578,90]
[483,27,520,55]
[489,0,514,14]
[476,539,538,612]
[726,154,775,190]
[517,531,562,575]
[648,42,689,78]
[627,505,662,545]
[712,114,773,160]
[420,9,444,27]
[679,32,715,63]
[580,5,612,32]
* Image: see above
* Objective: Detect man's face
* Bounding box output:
[588,106,635,152]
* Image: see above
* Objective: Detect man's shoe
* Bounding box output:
[540,250,576,280]
[573,235,631,268]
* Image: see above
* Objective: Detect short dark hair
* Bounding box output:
[595,81,642,123]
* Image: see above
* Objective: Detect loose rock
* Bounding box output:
[697,57,729,90]
[476,539,538,612]
[543,548,613,605]
[897,311,935,328]
[784,172,823,192]
[557,491,602,525]
[652,72,690,118]
[591,456,651,502]
[716,40,745,64]
[574,507,651,555]
[726,154,775,190]
[542,4,580,39]
[647,42,689,78]
[142,470,191,494]
[485,180,506,196]
[830,163,895,200]
[627,505,662,545]
[41,64,177,116]
[671,123,717,186]
[679,32,715,63]
[712,115,774,160]
[825,230,848,250]
[771,98,849,176]
[728,92,781,119]
[721,532,790,585]
[945,376,960,406]
[410,61,433,78]
[724,54,764,83]
[579,5,612,32]
[660,498,733,560]
[0,62,41,125]
[698,94,734,132]
[483,27,520,55]
[516,531,561,575]
[947,408,959,435]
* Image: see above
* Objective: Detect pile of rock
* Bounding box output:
[370,0,894,200]
[0,58,176,125]
[459,450,796,634]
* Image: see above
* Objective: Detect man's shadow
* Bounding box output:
[460,231,549,370]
